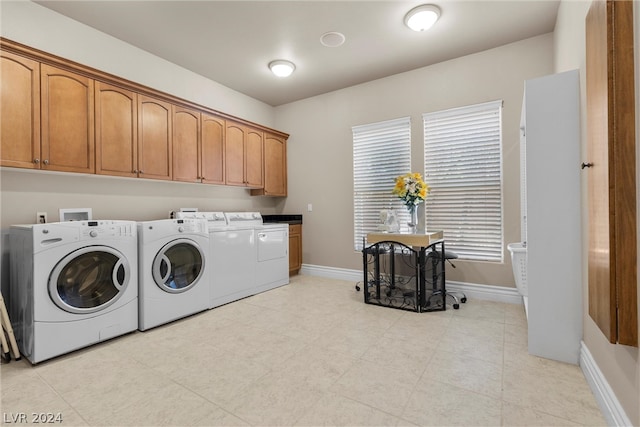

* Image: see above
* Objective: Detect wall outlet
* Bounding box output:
[37,212,47,224]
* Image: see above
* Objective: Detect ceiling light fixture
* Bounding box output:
[404,4,441,32]
[269,60,296,77]
[320,31,346,47]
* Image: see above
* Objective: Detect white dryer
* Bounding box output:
[137,219,209,331]
[9,220,138,364]
[255,222,289,293]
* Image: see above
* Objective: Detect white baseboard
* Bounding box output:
[300,263,522,305]
[300,264,363,282]
[447,280,522,305]
[580,341,632,427]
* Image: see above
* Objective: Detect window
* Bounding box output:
[353,117,411,250]
[423,100,503,262]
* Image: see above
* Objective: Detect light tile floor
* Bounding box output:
[1,275,607,426]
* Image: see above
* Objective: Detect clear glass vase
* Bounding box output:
[407,205,418,233]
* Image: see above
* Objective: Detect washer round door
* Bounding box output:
[152,239,205,293]
[49,246,131,314]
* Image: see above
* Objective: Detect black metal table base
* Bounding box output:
[362,240,447,313]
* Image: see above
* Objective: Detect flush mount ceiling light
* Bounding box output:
[269,60,296,77]
[404,4,441,32]
[320,31,346,47]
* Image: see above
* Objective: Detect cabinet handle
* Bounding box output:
[33,158,40,164]
[43,159,49,165]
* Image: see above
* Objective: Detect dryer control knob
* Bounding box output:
[178,226,185,232]
[89,230,98,237]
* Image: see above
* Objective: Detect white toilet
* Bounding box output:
[507,242,528,318]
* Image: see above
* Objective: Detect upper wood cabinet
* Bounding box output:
[172,108,226,185]
[245,127,264,188]
[0,39,288,195]
[138,94,172,181]
[172,106,200,183]
[95,82,138,177]
[40,64,95,173]
[0,51,40,169]
[225,120,263,188]
[201,113,225,185]
[251,132,287,196]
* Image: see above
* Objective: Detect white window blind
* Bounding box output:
[353,117,411,250]
[423,100,503,262]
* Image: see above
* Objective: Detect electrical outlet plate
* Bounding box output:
[36,212,47,224]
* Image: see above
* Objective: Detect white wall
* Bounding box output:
[554,0,640,425]
[276,33,554,287]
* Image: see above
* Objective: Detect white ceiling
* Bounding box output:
[35,1,560,106]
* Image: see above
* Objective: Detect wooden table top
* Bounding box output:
[366,230,444,248]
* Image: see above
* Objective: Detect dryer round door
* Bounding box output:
[152,238,205,293]
[49,246,131,314]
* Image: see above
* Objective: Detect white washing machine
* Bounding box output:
[209,212,261,308]
[137,219,209,331]
[171,211,228,309]
[9,220,138,364]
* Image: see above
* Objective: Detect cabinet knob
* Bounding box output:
[33,158,40,164]
[133,170,138,174]
[139,170,144,174]
[43,159,49,165]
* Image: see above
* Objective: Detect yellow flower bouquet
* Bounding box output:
[392,173,429,229]
[392,172,429,208]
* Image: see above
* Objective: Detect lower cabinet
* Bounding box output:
[289,224,302,275]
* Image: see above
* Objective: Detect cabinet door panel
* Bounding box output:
[95,82,137,177]
[245,127,263,188]
[201,113,225,184]
[586,0,637,346]
[41,64,94,173]
[172,106,200,183]
[264,134,286,196]
[0,52,40,168]
[225,122,245,186]
[289,224,302,275]
[138,95,172,180]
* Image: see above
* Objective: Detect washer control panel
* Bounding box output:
[174,218,207,234]
[80,220,136,239]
